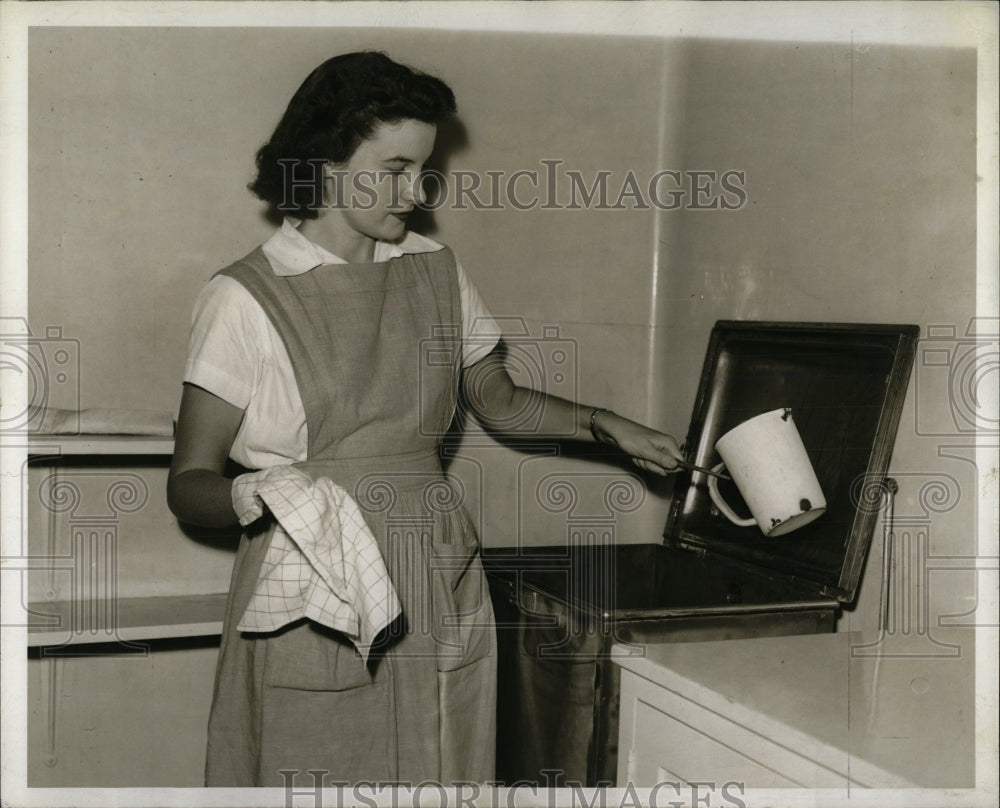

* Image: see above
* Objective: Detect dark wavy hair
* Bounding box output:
[249,52,456,219]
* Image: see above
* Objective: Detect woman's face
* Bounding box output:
[322,118,437,247]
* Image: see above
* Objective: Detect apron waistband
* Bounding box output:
[292,448,450,502]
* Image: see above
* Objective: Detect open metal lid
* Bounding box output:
[664,321,919,602]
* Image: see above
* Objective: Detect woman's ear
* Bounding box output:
[321,163,345,211]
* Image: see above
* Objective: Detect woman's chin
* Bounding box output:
[383,218,409,241]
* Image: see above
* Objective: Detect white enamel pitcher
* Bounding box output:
[707,408,826,537]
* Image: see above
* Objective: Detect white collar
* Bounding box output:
[261,217,444,277]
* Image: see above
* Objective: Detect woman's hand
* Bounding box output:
[590,410,684,476]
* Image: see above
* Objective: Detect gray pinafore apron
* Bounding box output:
[204,246,496,786]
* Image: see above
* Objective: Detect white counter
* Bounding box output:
[613,629,973,789]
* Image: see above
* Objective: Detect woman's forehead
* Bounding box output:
[360,119,437,161]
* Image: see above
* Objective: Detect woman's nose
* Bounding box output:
[400,174,424,207]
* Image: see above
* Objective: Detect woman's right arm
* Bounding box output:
[167,383,245,527]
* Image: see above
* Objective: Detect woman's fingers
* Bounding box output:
[647,434,683,470]
[633,457,668,476]
[629,436,683,475]
[602,416,684,475]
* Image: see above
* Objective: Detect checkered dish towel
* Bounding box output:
[231,465,401,663]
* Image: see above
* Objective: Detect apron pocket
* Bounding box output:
[258,685,391,785]
[435,551,496,673]
[262,619,375,691]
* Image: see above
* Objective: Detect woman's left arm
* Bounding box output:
[461,341,684,476]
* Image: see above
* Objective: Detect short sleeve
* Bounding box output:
[183,276,264,409]
[455,258,502,367]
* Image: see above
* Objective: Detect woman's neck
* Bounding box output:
[298,215,376,264]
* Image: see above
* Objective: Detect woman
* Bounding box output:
[168,51,683,788]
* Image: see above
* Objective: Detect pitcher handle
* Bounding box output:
[707,463,757,527]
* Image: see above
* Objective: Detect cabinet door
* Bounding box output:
[617,669,849,789]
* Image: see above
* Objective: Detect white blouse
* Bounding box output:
[183,219,501,469]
